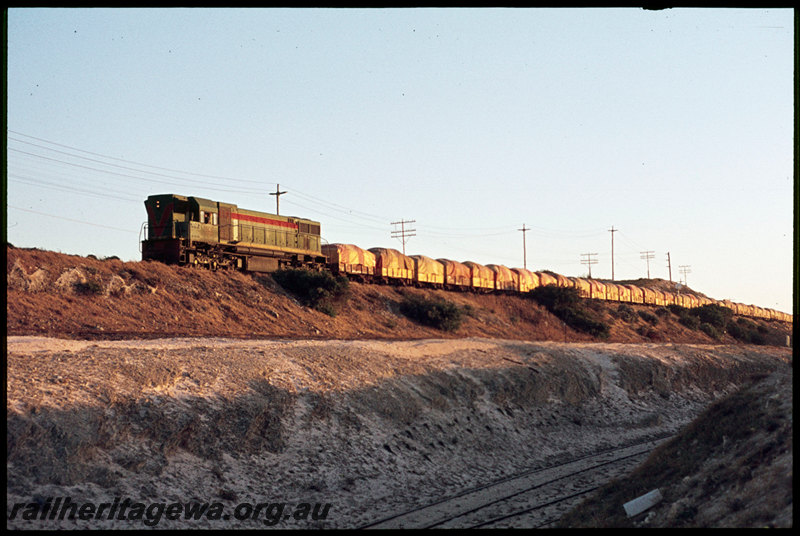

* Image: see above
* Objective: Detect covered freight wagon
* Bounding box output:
[438,259,472,290]
[411,255,445,286]
[589,280,607,300]
[463,261,494,291]
[570,277,592,298]
[551,272,572,288]
[368,247,414,284]
[536,271,558,287]
[512,268,539,293]
[322,243,375,278]
[486,264,517,292]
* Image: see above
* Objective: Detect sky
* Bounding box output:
[5,7,795,314]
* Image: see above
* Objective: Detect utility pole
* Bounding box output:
[679,265,691,287]
[270,183,287,215]
[640,250,655,279]
[518,224,529,270]
[666,252,672,283]
[608,226,618,281]
[391,219,416,255]
[580,252,598,278]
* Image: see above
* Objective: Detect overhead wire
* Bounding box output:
[7,130,625,267]
[7,205,138,233]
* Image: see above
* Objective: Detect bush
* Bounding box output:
[74,279,104,295]
[667,304,686,316]
[529,285,609,339]
[271,268,349,317]
[638,310,659,325]
[678,313,700,330]
[689,304,733,330]
[528,285,581,310]
[399,294,463,332]
[614,304,637,323]
[726,321,751,343]
[654,307,670,317]
[699,322,721,340]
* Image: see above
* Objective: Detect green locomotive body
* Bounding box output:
[141,194,326,272]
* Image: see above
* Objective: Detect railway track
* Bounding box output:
[359,434,672,530]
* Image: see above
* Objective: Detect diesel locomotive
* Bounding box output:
[141,193,326,272]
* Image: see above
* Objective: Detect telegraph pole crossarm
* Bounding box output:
[391,219,416,255]
[581,252,599,279]
[679,265,691,287]
[640,250,655,279]
[270,183,287,215]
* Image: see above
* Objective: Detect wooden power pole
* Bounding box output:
[581,252,598,278]
[640,250,655,279]
[270,183,287,215]
[608,226,618,280]
[391,219,416,255]
[519,224,529,270]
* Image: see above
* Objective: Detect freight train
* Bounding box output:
[141,194,792,323]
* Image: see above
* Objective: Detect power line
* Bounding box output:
[8,131,266,185]
[7,205,138,233]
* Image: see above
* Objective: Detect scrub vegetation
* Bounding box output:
[271,268,350,317]
[528,285,610,339]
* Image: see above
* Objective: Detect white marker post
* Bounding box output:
[623,488,663,518]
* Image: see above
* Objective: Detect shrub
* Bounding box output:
[750,332,766,345]
[614,304,637,323]
[74,279,104,295]
[699,322,721,340]
[271,268,349,317]
[667,304,686,316]
[726,321,750,343]
[689,304,733,330]
[529,285,609,339]
[399,294,463,332]
[638,310,659,325]
[528,284,581,310]
[654,307,670,317]
[678,313,700,330]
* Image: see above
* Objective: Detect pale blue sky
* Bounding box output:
[5,8,794,313]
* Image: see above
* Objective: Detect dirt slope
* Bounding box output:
[5,246,792,344]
